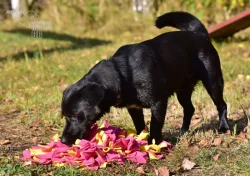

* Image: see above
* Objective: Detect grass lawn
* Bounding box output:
[0,19,250,175]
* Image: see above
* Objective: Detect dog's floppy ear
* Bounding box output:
[80,83,105,106]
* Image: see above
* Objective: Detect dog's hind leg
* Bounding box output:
[176,84,196,132]
[127,108,146,135]
[199,58,230,133]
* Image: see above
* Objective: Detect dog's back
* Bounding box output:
[110,12,220,105]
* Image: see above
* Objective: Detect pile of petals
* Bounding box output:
[20,120,171,170]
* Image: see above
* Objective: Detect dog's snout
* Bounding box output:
[60,136,67,144]
[60,135,75,145]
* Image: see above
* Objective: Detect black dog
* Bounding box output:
[61,11,230,145]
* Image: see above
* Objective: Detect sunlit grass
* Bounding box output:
[0,18,249,175]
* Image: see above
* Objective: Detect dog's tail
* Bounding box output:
[155,11,209,38]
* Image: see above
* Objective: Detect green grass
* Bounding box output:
[0,15,250,175]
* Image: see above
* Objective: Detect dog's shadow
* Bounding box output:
[163,115,249,145]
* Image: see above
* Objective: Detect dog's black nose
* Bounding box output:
[60,136,75,146]
[60,136,69,144]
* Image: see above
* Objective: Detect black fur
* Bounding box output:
[61,11,230,145]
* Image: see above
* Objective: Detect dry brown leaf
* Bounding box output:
[45,172,54,176]
[190,145,199,153]
[212,138,222,146]
[213,154,220,161]
[23,160,32,166]
[0,139,11,145]
[199,139,209,147]
[136,166,145,174]
[238,74,244,80]
[158,166,169,176]
[243,126,248,133]
[155,168,159,176]
[238,132,247,139]
[246,75,250,80]
[181,158,196,171]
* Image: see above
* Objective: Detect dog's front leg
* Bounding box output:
[148,101,167,144]
[127,108,145,135]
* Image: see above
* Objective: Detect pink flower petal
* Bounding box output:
[106,153,125,164]
[20,119,171,170]
[20,149,31,160]
[126,151,148,164]
[82,157,95,166]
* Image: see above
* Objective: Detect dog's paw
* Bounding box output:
[218,123,230,133]
[180,127,189,135]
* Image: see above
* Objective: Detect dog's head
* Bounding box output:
[61,82,105,145]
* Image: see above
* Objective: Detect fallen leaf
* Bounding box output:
[246,75,250,80]
[181,158,196,171]
[199,139,209,147]
[238,74,244,80]
[154,168,159,176]
[158,166,169,176]
[182,137,189,146]
[190,145,199,153]
[58,64,65,69]
[0,139,11,145]
[136,166,145,174]
[45,171,54,176]
[32,86,39,91]
[23,160,32,166]
[213,154,220,161]
[30,120,40,130]
[212,138,222,146]
[238,132,247,139]
[243,127,248,133]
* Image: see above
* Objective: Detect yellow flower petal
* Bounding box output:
[148,152,159,160]
[75,139,81,145]
[118,135,126,138]
[33,156,40,162]
[108,141,113,147]
[103,147,111,152]
[100,162,107,168]
[53,162,65,167]
[140,145,147,151]
[126,129,136,137]
[78,164,85,170]
[30,149,47,155]
[68,150,76,156]
[96,131,108,145]
[37,144,49,148]
[135,130,149,140]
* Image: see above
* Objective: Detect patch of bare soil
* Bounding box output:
[0,110,54,157]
